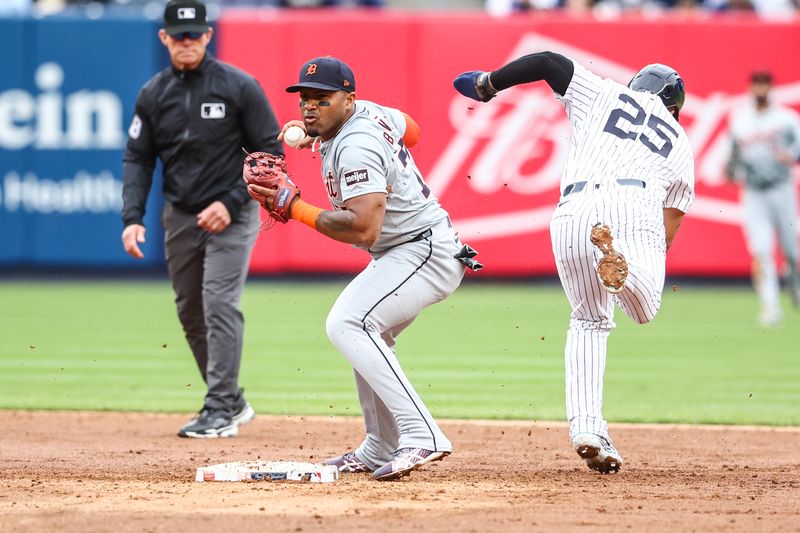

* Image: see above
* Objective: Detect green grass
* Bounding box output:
[0,280,797,426]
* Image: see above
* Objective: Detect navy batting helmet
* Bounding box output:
[628,64,685,119]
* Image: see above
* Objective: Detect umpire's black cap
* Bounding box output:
[163,0,209,35]
[286,57,356,93]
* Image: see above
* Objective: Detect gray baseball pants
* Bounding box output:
[325,218,465,469]
[742,181,799,313]
[162,200,259,414]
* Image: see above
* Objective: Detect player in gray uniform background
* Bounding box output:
[247,57,481,481]
[455,55,694,473]
[726,70,800,327]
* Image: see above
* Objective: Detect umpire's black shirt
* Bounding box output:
[122,52,283,226]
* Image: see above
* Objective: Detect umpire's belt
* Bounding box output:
[563,179,646,196]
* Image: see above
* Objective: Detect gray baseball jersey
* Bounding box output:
[727,103,800,323]
[728,103,800,189]
[550,60,694,441]
[316,100,467,465]
[318,100,449,253]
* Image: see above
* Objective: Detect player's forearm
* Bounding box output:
[121,161,154,226]
[490,51,574,96]
[787,137,800,162]
[663,208,685,250]
[315,209,380,247]
[726,142,741,181]
[288,198,379,247]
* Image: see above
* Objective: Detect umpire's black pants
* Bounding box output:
[162,200,259,414]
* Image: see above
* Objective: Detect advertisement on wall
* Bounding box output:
[0,17,164,267]
[1,13,798,275]
[219,11,800,276]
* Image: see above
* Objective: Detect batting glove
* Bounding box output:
[453,71,498,103]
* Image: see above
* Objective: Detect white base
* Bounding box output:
[195,460,339,483]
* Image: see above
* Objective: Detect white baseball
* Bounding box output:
[283,126,306,148]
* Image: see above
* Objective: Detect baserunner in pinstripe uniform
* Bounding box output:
[455,54,694,473]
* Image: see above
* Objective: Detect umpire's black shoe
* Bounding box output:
[231,401,256,427]
[178,408,237,439]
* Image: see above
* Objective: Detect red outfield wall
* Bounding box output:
[218,11,800,276]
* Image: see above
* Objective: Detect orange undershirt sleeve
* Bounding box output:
[290,198,323,230]
[401,112,420,148]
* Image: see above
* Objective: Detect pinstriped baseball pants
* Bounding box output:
[550,183,667,440]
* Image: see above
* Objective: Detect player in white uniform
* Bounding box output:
[454,54,694,473]
[248,57,482,481]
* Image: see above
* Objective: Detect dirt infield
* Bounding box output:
[1,411,798,532]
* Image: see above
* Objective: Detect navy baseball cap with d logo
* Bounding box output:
[286,57,356,93]
[163,0,210,35]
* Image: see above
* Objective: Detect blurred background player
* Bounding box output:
[726,70,800,327]
[121,0,283,438]
[247,56,481,481]
[454,55,694,473]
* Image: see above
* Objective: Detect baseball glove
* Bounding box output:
[242,152,300,224]
[590,224,628,293]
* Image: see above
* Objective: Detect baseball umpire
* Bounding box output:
[121,0,283,438]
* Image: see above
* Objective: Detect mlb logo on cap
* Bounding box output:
[163,0,210,35]
[177,7,196,19]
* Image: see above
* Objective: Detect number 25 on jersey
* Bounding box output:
[603,94,679,158]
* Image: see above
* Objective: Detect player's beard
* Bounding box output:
[755,95,768,108]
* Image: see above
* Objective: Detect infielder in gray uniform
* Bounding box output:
[727,70,800,327]
[246,57,481,481]
[455,55,694,473]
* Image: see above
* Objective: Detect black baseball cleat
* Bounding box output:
[231,401,255,427]
[178,408,237,438]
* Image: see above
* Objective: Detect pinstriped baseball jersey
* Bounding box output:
[549,59,695,444]
[318,100,449,253]
[557,61,695,214]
